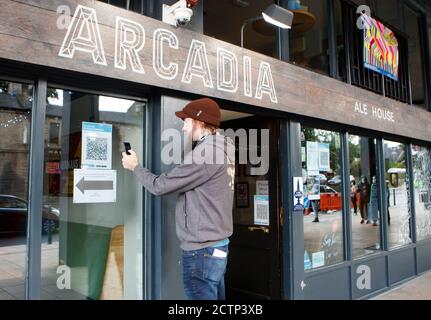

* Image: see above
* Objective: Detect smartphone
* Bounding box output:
[123,142,131,155]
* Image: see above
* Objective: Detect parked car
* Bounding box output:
[320,185,338,194]
[327,175,355,186]
[318,174,328,185]
[0,195,59,236]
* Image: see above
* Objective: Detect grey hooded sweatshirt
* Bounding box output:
[133,134,235,250]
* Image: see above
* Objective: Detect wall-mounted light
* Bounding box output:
[240,4,294,47]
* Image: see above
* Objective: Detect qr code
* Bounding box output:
[255,204,267,220]
[86,137,108,161]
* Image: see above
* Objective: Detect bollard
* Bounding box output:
[48,218,52,245]
[47,205,52,245]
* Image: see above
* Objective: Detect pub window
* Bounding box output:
[375,0,403,31]
[98,0,127,9]
[98,0,143,13]
[334,0,346,82]
[301,127,345,270]
[383,140,412,249]
[0,80,33,300]
[412,145,431,242]
[288,0,330,76]
[41,88,146,300]
[404,5,427,109]
[203,0,278,59]
[348,134,381,258]
[341,0,410,104]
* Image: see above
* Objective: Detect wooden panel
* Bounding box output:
[0,0,430,142]
[100,225,124,300]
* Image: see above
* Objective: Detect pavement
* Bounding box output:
[373,270,431,300]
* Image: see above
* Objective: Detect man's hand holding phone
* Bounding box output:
[122,142,139,171]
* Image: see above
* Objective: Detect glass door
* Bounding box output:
[40,87,145,300]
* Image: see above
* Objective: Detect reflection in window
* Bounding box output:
[384,141,412,248]
[98,0,142,13]
[412,145,431,241]
[0,80,33,300]
[204,0,277,58]
[334,0,346,81]
[348,135,381,258]
[289,0,329,75]
[302,127,344,270]
[375,0,403,31]
[405,5,427,108]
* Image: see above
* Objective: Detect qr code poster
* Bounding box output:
[254,195,269,226]
[81,122,112,169]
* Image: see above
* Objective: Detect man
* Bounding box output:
[122,97,235,300]
[357,176,370,224]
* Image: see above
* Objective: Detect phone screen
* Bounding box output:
[124,142,131,155]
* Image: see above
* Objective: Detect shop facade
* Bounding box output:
[0,0,430,300]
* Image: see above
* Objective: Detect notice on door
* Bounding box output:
[73,169,117,203]
[254,195,269,226]
[256,180,269,195]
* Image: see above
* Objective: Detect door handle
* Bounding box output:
[248,226,269,233]
[301,280,307,290]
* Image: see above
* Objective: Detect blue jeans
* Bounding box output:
[182,245,228,300]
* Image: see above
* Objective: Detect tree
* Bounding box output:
[0,81,59,102]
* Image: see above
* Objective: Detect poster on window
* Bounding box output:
[235,182,249,208]
[254,195,269,226]
[306,175,320,201]
[312,251,325,268]
[306,141,319,175]
[81,122,112,170]
[362,14,399,81]
[256,180,269,195]
[318,143,330,172]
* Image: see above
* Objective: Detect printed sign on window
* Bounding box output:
[254,195,269,226]
[306,141,319,173]
[318,143,330,172]
[312,251,325,268]
[81,122,112,170]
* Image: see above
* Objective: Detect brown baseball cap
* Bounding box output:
[175,98,221,127]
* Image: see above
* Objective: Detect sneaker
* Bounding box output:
[366,220,371,224]
[372,223,378,226]
[360,220,364,224]
[312,219,319,223]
